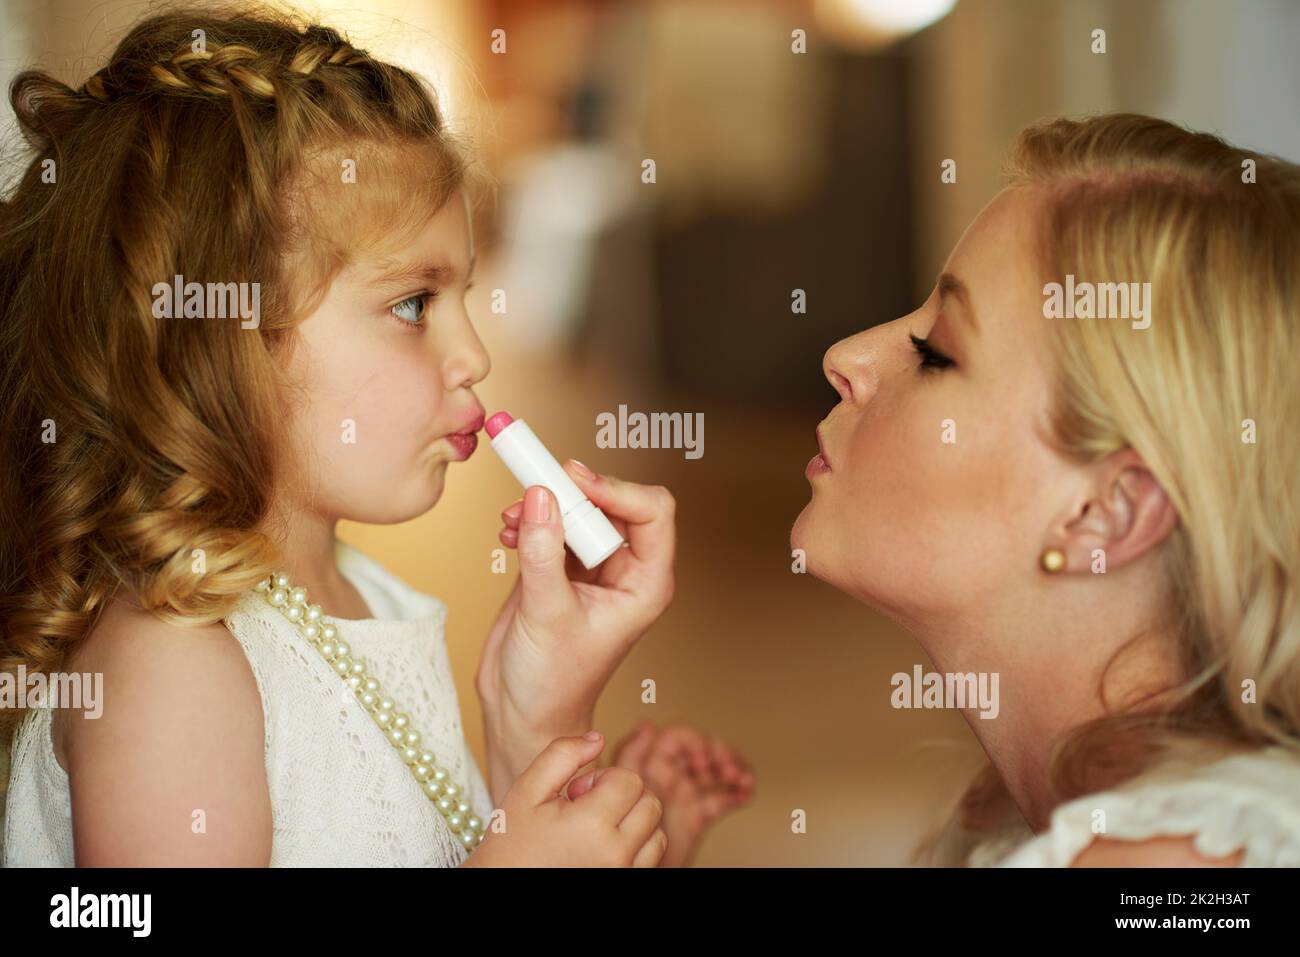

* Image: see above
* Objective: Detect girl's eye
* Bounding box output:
[390,291,436,326]
[909,333,955,373]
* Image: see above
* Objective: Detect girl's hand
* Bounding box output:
[477,462,676,793]
[462,732,667,868]
[583,720,755,867]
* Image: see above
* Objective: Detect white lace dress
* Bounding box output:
[927,746,1300,867]
[3,540,492,867]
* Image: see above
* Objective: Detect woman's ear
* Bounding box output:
[1050,449,1179,574]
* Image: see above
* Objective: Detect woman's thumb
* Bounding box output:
[516,485,573,622]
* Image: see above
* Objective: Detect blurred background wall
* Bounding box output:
[4,0,1297,864]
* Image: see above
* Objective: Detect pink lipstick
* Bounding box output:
[486,410,625,569]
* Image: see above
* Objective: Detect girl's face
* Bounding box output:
[279,188,489,524]
[791,186,1069,628]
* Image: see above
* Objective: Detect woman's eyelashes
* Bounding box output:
[908,332,955,373]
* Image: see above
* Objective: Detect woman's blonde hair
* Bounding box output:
[0,3,477,797]
[935,113,1300,856]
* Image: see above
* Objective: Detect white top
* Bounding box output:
[927,746,1300,867]
[3,540,491,867]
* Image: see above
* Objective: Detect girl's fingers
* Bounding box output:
[632,827,668,868]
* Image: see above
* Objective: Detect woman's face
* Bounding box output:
[792,186,1069,628]
[278,188,489,524]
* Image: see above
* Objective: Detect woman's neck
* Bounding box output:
[906,592,1181,833]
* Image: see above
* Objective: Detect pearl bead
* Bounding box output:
[286,603,303,622]
[333,657,352,676]
[404,730,420,748]
[414,764,431,780]
[305,603,322,622]
[359,691,377,708]
[457,800,470,815]
[387,727,405,746]
[401,746,419,764]
[322,624,338,641]
[437,797,453,813]
[301,623,320,641]
[459,831,477,848]
[255,578,270,592]
[447,814,464,832]
[377,697,394,713]
[274,572,290,588]
[419,751,435,766]
[467,816,482,831]
[392,713,409,730]
[270,588,288,606]
[335,640,350,658]
[443,783,460,799]
[423,779,442,798]
[364,678,381,694]
[374,710,392,728]
[289,586,308,605]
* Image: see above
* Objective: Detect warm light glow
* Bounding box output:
[816,0,958,48]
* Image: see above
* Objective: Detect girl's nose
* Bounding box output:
[444,318,491,389]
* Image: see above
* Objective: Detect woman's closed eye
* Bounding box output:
[909,333,955,373]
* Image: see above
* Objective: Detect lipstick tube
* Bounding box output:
[486,411,625,569]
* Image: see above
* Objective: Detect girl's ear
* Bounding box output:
[1050,448,1179,574]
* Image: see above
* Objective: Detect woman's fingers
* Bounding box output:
[559,461,677,572]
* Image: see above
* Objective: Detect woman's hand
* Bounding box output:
[592,720,755,867]
[477,460,676,800]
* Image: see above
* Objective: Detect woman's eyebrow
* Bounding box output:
[371,252,477,289]
[937,271,979,336]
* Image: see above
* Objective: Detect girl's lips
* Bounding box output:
[447,432,478,460]
[806,452,830,478]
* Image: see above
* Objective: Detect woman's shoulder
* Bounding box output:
[997,746,1300,868]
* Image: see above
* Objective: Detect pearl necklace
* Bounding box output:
[255,571,486,852]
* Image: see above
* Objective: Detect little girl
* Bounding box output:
[0,4,753,866]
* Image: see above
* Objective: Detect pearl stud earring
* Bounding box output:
[1040,547,1066,573]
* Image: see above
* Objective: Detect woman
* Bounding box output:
[792,113,1300,866]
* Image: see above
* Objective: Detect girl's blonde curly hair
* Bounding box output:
[0,2,477,807]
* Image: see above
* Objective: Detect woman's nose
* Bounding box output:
[822,330,879,405]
